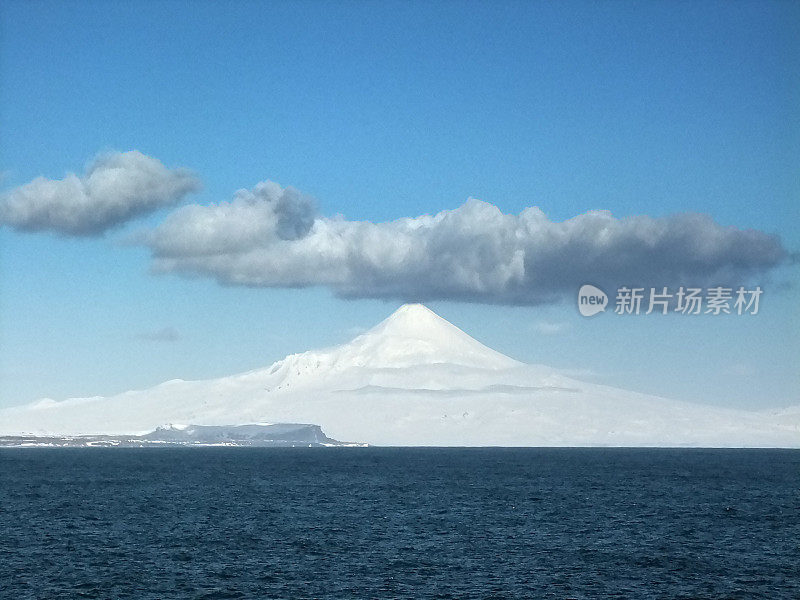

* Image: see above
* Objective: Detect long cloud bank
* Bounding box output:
[0,151,200,236]
[145,180,788,305]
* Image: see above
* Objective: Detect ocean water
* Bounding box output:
[0,448,798,599]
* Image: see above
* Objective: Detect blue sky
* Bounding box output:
[1,0,798,409]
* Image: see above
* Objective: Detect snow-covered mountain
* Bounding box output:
[1,304,797,446]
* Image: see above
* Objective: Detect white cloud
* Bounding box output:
[0,150,200,236]
[144,180,789,306]
[725,363,757,377]
[533,321,569,335]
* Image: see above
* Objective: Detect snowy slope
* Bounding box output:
[0,304,797,447]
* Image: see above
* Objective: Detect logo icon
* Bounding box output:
[578,284,608,317]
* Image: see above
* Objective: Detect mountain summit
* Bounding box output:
[1,304,797,446]
[326,303,520,370]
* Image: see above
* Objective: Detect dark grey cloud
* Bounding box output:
[145,181,789,305]
[0,151,200,236]
[136,327,181,343]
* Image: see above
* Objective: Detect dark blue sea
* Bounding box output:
[0,448,798,599]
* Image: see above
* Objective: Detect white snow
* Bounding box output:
[0,303,797,447]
